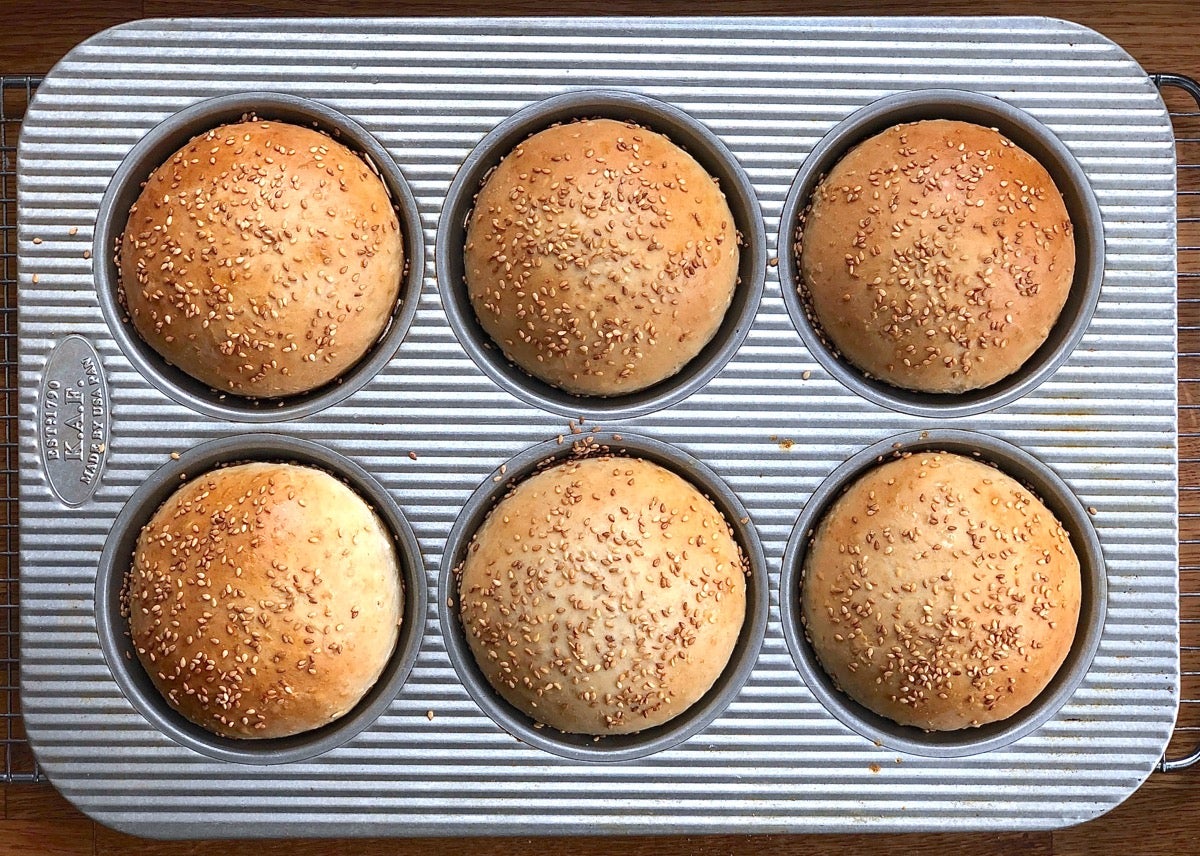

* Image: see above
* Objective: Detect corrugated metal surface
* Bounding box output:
[16,17,1178,836]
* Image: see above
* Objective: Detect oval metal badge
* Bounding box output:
[39,336,110,507]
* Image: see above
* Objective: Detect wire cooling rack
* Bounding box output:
[1,71,1198,785]
[2,74,37,784]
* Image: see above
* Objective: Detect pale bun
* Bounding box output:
[127,462,403,739]
[465,118,739,396]
[458,455,747,734]
[801,451,1081,731]
[798,119,1074,393]
[120,119,404,398]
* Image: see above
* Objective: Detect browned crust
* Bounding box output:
[464,118,739,396]
[126,462,402,739]
[798,119,1074,394]
[119,120,404,398]
[801,451,1081,731]
[458,455,747,735]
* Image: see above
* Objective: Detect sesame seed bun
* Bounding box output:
[798,119,1075,394]
[464,118,740,397]
[800,451,1081,731]
[458,455,747,735]
[126,462,403,739]
[119,119,404,398]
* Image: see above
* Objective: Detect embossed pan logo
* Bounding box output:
[39,336,109,507]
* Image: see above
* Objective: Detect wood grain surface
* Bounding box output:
[3,1,1198,854]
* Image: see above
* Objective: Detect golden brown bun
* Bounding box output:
[798,119,1075,393]
[127,462,403,739]
[801,452,1081,731]
[120,120,404,398]
[465,118,740,396]
[458,455,747,735]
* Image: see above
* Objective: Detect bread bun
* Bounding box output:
[458,455,747,735]
[801,451,1081,731]
[798,119,1074,393]
[464,118,739,396]
[126,462,402,739]
[120,119,404,398]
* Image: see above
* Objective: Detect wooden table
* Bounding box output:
[3,2,1198,854]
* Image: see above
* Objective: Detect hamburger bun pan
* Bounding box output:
[776,88,1105,418]
[779,428,1107,757]
[17,16,1177,837]
[93,433,428,765]
[438,431,769,762]
[93,91,425,423]
[437,89,766,420]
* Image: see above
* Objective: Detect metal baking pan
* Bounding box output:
[17,16,1178,837]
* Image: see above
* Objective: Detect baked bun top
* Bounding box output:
[465,118,740,396]
[798,119,1075,394]
[127,462,403,739]
[120,119,404,398]
[458,455,747,735]
[801,451,1081,731]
